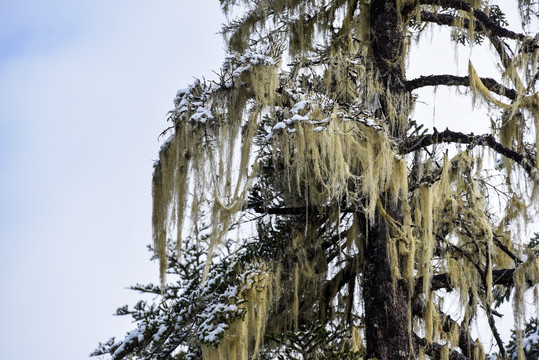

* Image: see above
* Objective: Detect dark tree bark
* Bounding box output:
[363,2,414,359]
[364,204,412,359]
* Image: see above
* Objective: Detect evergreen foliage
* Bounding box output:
[95,1,539,359]
[507,318,539,359]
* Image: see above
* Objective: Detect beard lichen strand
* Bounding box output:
[448,321,460,351]
[418,184,434,296]
[500,43,539,166]
[524,93,539,166]
[473,341,485,360]
[152,87,262,284]
[275,115,407,223]
[173,129,190,260]
[243,53,280,107]
[202,265,275,360]
[424,292,440,343]
[447,255,470,308]
[498,98,539,178]
[451,152,496,308]
[203,110,260,279]
[513,254,539,360]
[323,50,362,103]
[293,263,300,331]
[479,37,539,168]
[460,154,495,304]
[351,325,364,353]
[411,154,451,297]
[152,125,191,286]
[469,61,513,111]
[410,150,501,343]
[151,160,169,286]
[493,228,517,269]
[500,111,525,176]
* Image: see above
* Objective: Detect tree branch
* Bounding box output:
[485,300,508,359]
[419,10,480,32]
[399,129,539,184]
[493,233,523,265]
[419,0,526,41]
[321,255,360,312]
[415,268,519,296]
[416,9,523,82]
[414,333,472,360]
[488,34,513,70]
[249,205,309,215]
[406,74,517,100]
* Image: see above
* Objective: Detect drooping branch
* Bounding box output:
[399,129,539,184]
[419,0,526,41]
[406,74,517,100]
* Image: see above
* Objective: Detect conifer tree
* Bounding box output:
[94,1,539,359]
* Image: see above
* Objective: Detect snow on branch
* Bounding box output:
[168,43,282,127]
[171,79,218,125]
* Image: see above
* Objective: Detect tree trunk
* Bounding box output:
[364,204,412,360]
[363,1,413,359]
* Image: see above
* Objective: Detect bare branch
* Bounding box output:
[415,268,518,295]
[419,10,479,32]
[399,129,539,184]
[406,74,517,100]
[488,34,514,69]
[485,301,508,359]
[419,0,526,41]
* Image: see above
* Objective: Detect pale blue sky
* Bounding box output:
[0,1,535,359]
[0,1,224,359]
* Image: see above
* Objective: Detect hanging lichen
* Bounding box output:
[202,264,276,360]
[140,1,539,360]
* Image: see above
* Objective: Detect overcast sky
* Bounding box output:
[0,1,535,360]
[0,1,225,359]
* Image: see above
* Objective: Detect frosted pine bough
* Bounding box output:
[95,1,539,360]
